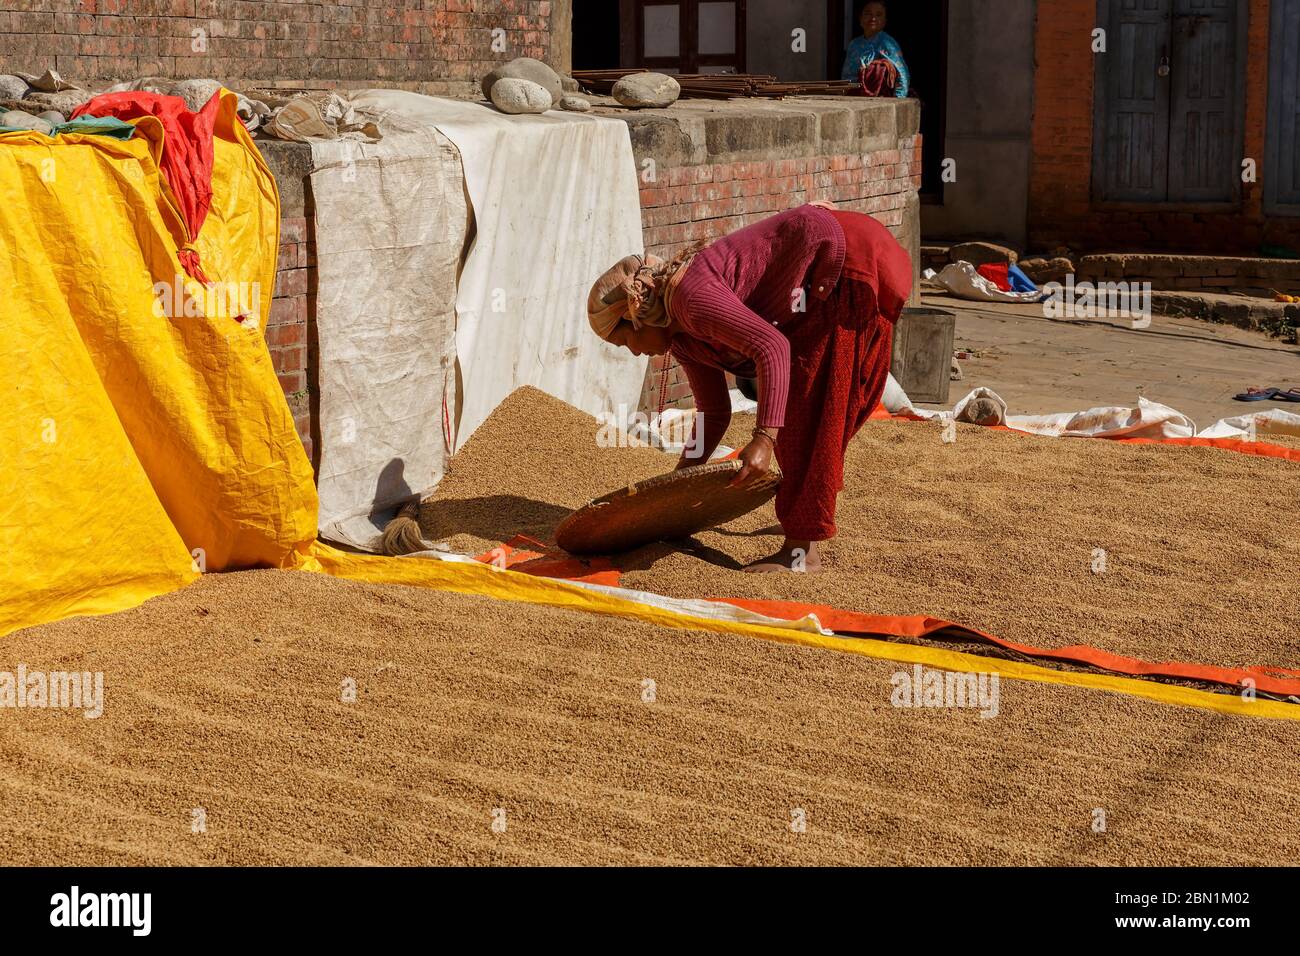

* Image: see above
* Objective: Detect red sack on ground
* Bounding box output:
[976,262,1012,291]
[72,91,222,283]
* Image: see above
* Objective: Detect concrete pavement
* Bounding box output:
[917,294,1300,428]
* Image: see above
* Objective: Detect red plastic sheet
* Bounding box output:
[73,90,222,283]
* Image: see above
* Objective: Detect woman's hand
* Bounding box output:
[729,432,776,489]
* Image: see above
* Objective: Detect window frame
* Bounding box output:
[632,0,748,74]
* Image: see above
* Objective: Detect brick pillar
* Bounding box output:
[267,215,313,464]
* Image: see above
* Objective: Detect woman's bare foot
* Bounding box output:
[744,538,821,574]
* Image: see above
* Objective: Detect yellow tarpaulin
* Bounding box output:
[1,91,316,637]
[3,91,1295,723]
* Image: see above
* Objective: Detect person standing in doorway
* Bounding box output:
[840,0,911,98]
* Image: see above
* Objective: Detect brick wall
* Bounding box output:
[257,139,315,460]
[637,138,922,413]
[269,212,312,461]
[0,0,561,95]
[1029,0,1300,254]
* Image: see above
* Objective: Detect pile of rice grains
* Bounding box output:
[419,387,1300,672]
[6,387,1297,865]
[8,569,1300,865]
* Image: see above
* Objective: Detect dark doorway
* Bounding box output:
[573,0,624,70]
[828,0,948,202]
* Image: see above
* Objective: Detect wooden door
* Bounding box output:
[1167,0,1240,201]
[1094,0,1172,202]
[1266,0,1300,214]
[1092,0,1244,203]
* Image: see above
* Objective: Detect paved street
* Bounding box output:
[918,294,1300,428]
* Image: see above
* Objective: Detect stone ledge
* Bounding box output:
[1080,253,1300,291]
[587,95,920,168]
[1152,291,1300,341]
[252,96,922,205]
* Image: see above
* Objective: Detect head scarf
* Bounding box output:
[586,244,702,341]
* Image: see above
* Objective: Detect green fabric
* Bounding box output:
[54,115,136,140]
[0,115,135,140]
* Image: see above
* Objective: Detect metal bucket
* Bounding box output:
[890,306,957,404]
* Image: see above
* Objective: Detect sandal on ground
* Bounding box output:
[1235,386,1288,402]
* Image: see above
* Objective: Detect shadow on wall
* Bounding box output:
[375,458,415,514]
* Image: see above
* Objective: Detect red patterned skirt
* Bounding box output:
[773,210,911,540]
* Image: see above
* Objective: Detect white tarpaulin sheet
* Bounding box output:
[310,92,648,549]
[886,375,1300,441]
[931,261,1047,304]
[310,122,469,547]
[347,91,648,452]
[1197,407,1300,440]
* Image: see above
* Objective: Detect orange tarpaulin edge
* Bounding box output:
[717,597,1300,697]
[867,406,1300,462]
[477,409,1299,696]
[470,532,1300,696]
[1111,435,1300,462]
[474,535,622,587]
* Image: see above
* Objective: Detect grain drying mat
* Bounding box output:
[405,388,1300,713]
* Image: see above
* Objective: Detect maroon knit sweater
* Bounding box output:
[667,204,846,432]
